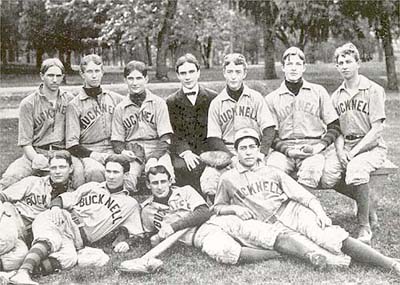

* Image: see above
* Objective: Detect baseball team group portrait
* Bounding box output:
[0,0,399,284]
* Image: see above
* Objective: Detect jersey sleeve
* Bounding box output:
[264,93,279,130]
[182,186,207,210]
[119,197,144,236]
[18,98,35,146]
[155,100,174,137]
[276,169,315,207]
[59,183,97,209]
[0,176,37,202]
[369,85,386,124]
[141,204,158,233]
[207,100,222,138]
[256,93,275,131]
[111,104,126,142]
[212,173,234,213]
[319,86,338,125]
[66,101,81,149]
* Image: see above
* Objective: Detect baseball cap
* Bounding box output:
[234,128,260,148]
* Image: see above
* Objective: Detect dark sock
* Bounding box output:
[20,241,50,273]
[352,183,370,226]
[238,247,281,263]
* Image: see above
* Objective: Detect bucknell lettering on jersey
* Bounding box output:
[335,99,369,116]
[76,193,123,224]
[123,110,155,129]
[220,107,235,124]
[34,103,67,128]
[236,180,281,198]
[236,105,257,120]
[80,104,115,130]
[25,193,47,206]
[277,100,318,120]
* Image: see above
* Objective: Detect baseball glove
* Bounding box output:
[119,257,163,274]
[126,142,146,165]
[200,151,232,169]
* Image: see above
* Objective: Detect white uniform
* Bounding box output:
[31,182,143,269]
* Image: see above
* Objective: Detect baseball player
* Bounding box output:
[111,60,174,193]
[166,53,218,193]
[9,155,144,285]
[213,127,400,274]
[321,43,388,244]
[0,58,84,191]
[207,53,275,156]
[141,160,282,265]
[66,54,124,183]
[265,47,341,189]
[0,150,74,274]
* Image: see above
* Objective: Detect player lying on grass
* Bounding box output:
[321,43,388,245]
[0,58,84,191]
[111,60,175,193]
[8,155,144,285]
[0,151,74,274]
[213,127,400,274]
[141,160,282,265]
[265,46,341,189]
[66,54,124,183]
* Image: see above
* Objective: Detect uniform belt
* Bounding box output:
[281,136,322,141]
[71,212,90,246]
[266,214,278,224]
[345,135,364,140]
[36,144,64,151]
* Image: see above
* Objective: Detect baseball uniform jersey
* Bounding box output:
[66,88,124,151]
[214,160,349,254]
[207,84,275,152]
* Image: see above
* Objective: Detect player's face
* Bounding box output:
[49,158,72,184]
[223,62,247,91]
[282,55,306,83]
[80,61,104,88]
[176,62,200,90]
[336,54,360,80]
[105,162,125,190]
[125,70,148,94]
[41,66,64,92]
[147,172,172,198]
[237,138,260,168]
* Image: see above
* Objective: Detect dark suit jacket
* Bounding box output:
[166,86,218,156]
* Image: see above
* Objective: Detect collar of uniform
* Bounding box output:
[182,84,199,95]
[220,84,251,102]
[122,89,156,108]
[99,181,129,195]
[277,79,311,96]
[338,75,371,93]
[36,83,63,99]
[235,158,263,174]
[78,87,97,100]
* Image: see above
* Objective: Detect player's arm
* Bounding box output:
[349,119,384,158]
[260,126,276,155]
[257,95,276,155]
[0,177,34,202]
[18,100,39,161]
[315,119,341,153]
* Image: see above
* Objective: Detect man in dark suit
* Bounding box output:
[166,54,218,194]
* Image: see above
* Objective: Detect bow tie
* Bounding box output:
[184,91,197,96]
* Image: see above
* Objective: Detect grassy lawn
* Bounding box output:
[0,63,399,284]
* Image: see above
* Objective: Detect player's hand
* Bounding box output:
[233,205,255,220]
[50,206,64,227]
[158,223,174,239]
[113,241,130,253]
[150,234,162,247]
[337,150,351,167]
[316,212,332,229]
[32,154,49,170]
[90,152,109,164]
[287,148,313,159]
[311,143,326,155]
[182,151,200,171]
[121,150,137,161]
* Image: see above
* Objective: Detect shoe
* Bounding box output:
[305,251,327,270]
[324,253,351,268]
[357,225,372,245]
[369,212,379,230]
[391,260,400,276]
[8,270,38,285]
[0,271,16,284]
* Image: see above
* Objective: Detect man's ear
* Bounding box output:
[146,180,150,189]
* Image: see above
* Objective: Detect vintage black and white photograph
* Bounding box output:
[0,0,399,284]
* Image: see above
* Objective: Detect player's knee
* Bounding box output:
[201,232,241,264]
[0,239,28,271]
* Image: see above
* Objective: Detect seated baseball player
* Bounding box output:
[0,58,84,191]
[111,60,175,193]
[203,53,275,199]
[0,151,75,275]
[265,47,341,189]
[141,161,282,265]
[66,54,124,183]
[9,154,144,285]
[166,53,218,193]
[213,127,400,274]
[321,43,389,244]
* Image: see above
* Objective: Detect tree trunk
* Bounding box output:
[36,47,44,70]
[145,37,152,66]
[380,13,398,91]
[155,0,178,80]
[262,20,277,79]
[65,50,72,73]
[205,36,213,69]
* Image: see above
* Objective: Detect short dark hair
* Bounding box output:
[234,136,260,150]
[175,53,200,73]
[146,165,171,181]
[105,154,130,173]
[40,58,65,75]
[48,150,72,166]
[124,60,148,77]
[281,47,305,65]
[223,53,248,70]
[80,54,103,72]
[334,42,360,63]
